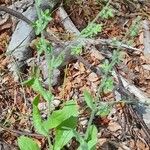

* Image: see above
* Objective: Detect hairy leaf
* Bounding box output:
[52,52,65,69]
[18,136,40,150]
[97,102,111,117]
[43,100,78,132]
[83,90,95,110]
[87,125,98,150]
[81,23,102,38]
[53,129,74,150]
[32,95,48,136]
[25,77,53,102]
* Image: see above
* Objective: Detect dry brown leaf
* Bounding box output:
[98,138,107,146]
[79,62,86,73]
[87,72,98,82]
[139,32,144,44]
[140,55,150,64]
[73,62,80,70]
[142,65,150,71]
[9,116,16,124]
[0,32,10,52]
[0,22,12,31]
[136,139,149,150]
[0,57,9,69]
[107,121,121,132]
[90,49,104,60]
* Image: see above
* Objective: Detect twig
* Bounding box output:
[114,69,150,145]
[0,5,32,24]
[0,124,43,138]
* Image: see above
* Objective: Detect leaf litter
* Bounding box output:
[0,0,150,149]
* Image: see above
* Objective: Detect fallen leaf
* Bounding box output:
[87,72,98,82]
[90,49,104,60]
[108,121,121,132]
[139,31,144,44]
[142,65,150,71]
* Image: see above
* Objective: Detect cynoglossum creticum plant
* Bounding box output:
[98,15,142,95]
[17,0,118,149]
[76,5,142,150]
[71,0,114,55]
[71,3,143,149]
[129,16,141,37]
[17,0,77,150]
[17,0,142,149]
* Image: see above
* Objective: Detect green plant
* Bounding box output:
[99,6,115,19]
[71,44,83,55]
[18,0,72,149]
[129,16,141,37]
[17,0,136,149]
[18,136,40,150]
[81,23,103,38]
[18,0,114,149]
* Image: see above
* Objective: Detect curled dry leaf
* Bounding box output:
[136,139,149,150]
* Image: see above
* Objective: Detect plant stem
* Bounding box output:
[35,0,53,116]
[35,0,42,20]
[45,51,53,117]
[84,109,97,140]
[34,1,53,148]
[47,135,52,150]
[91,0,112,24]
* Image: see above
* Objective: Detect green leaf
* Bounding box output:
[53,117,78,150]
[129,16,141,37]
[23,68,54,102]
[41,9,52,24]
[81,23,102,38]
[43,100,78,132]
[23,77,35,87]
[32,95,48,136]
[77,142,89,150]
[58,116,78,129]
[25,76,53,102]
[99,6,115,19]
[101,59,110,74]
[77,125,98,150]
[33,9,52,35]
[36,38,52,55]
[53,129,74,150]
[52,52,65,69]
[102,77,114,93]
[18,136,40,150]
[35,0,42,6]
[97,102,111,117]
[87,125,98,150]
[83,90,95,110]
[71,45,82,55]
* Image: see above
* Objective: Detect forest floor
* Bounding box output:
[0,0,150,150]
